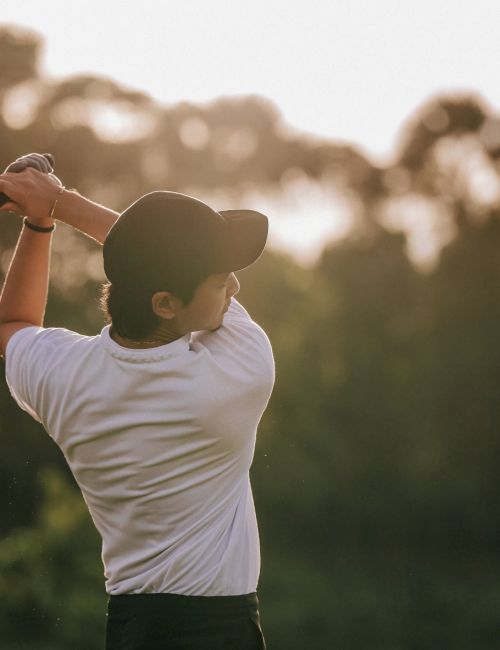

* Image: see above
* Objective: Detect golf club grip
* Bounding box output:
[0,153,55,208]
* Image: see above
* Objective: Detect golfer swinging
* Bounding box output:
[0,154,274,650]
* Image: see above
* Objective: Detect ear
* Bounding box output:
[151,291,182,320]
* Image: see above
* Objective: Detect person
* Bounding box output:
[0,154,275,650]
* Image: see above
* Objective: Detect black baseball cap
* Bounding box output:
[103,191,268,293]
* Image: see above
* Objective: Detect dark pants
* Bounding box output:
[105,591,266,650]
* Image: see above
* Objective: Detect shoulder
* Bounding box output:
[5,324,94,371]
[192,299,275,381]
[6,324,87,352]
[195,299,271,348]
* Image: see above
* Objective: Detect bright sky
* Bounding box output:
[2,0,499,163]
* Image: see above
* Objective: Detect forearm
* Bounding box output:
[53,190,119,245]
[0,223,53,326]
[0,168,119,245]
[1,157,118,244]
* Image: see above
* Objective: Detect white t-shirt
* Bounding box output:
[5,299,274,596]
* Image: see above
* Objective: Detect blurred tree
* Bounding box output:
[396,96,487,172]
[0,26,40,93]
[0,26,43,169]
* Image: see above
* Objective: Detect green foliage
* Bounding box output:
[259,552,500,650]
[0,470,105,650]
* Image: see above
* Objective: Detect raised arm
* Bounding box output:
[52,188,118,244]
[0,172,56,354]
[0,168,119,355]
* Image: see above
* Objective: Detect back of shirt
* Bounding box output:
[5,299,274,596]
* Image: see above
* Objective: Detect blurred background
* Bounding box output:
[1,2,500,648]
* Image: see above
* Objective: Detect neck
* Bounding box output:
[110,323,183,349]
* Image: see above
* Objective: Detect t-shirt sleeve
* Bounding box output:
[5,326,76,424]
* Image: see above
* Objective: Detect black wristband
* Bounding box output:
[23,217,56,233]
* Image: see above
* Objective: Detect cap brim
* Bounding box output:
[218,209,268,272]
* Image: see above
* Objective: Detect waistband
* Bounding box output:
[108,591,259,620]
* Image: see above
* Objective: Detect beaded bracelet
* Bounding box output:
[49,185,65,219]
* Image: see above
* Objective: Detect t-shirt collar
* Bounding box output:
[100,325,191,362]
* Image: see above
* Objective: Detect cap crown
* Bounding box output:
[103,192,228,292]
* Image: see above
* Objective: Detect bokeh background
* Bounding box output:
[1,3,500,648]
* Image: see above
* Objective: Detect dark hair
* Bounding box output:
[100,276,200,340]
